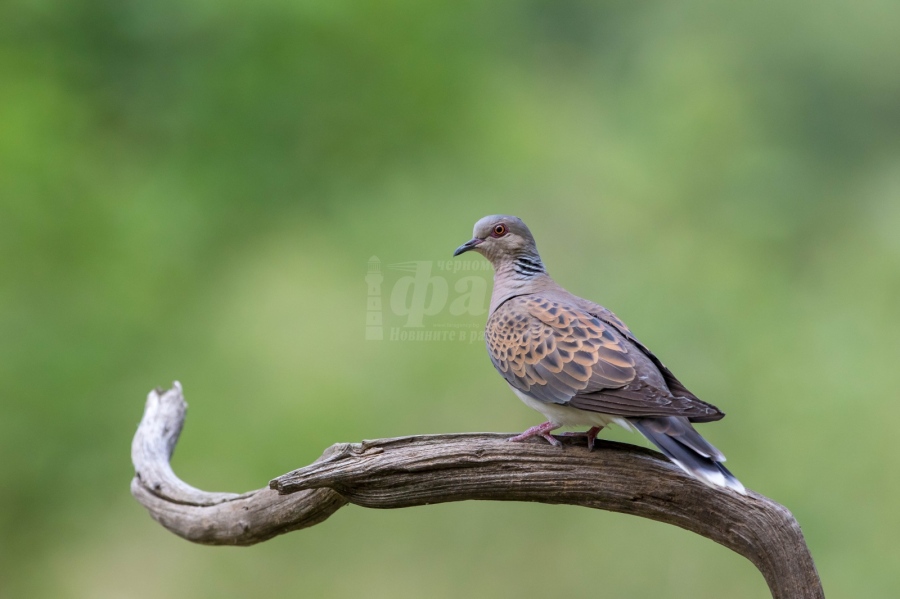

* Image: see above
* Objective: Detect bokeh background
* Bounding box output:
[2,0,899,597]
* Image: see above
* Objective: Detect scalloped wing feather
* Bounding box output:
[487,296,635,403]
[486,296,723,421]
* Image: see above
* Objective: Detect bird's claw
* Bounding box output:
[552,427,603,451]
[541,434,563,447]
[506,421,567,448]
[506,433,564,448]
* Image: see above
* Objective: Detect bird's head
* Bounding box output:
[453,215,539,265]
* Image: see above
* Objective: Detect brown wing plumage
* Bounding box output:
[571,299,723,422]
[486,295,723,421]
[486,295,635,403]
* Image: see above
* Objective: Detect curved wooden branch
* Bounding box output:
[131,383,823,599]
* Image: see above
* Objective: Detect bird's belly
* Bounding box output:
[510,387,634,432]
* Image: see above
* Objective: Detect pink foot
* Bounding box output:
[507,421,562,447]
[540,433,563,447]
[585,426,602,451]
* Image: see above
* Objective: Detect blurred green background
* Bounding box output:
[2,0,899,597]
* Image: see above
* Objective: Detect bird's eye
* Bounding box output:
[491,223,508,237]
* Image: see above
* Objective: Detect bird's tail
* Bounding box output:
[630,416,746,495]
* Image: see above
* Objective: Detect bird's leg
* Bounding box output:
[554,426,604,451]
[585,426,602,451]
[507,421,562,447]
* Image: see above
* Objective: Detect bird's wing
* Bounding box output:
[487,295,722,420]
[572,300,723,421]
[486,295,635,403]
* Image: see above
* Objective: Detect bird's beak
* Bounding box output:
[453,238,484,257]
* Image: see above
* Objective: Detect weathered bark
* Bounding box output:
[132,383,823,599]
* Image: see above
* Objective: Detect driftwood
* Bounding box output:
[131,383,823,599]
